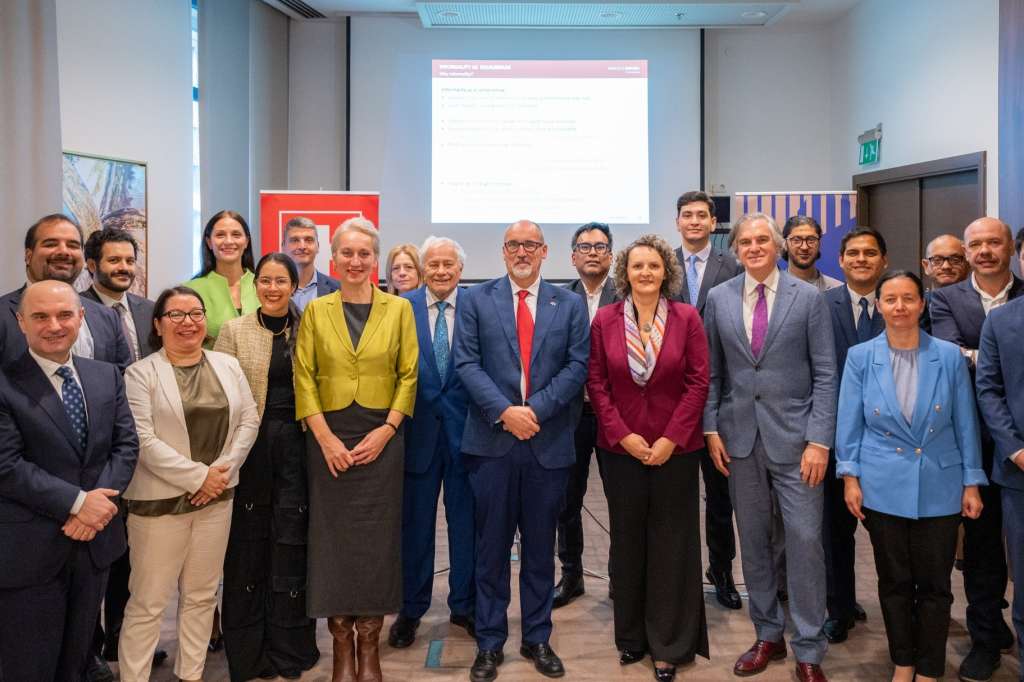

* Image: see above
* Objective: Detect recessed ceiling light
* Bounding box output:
[741,10,768,19]
[600,11,623,19]
[438,10,460,18]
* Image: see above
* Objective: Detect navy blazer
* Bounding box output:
[929,275,1024,353]
[402,286,470,474]
[0,353,139,589]
[564,277,618,310]
[80,287,157,358]
[976,297,1024,491]
[0,286,132,371]
[824,285,886,380]
[836,332,986,518]
[675,245,743,315]
[454,276,590,469]
[315,270,340,298]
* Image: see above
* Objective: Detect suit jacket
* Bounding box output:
[0,352,139,589]
[214,312,293,418]
[80,287,157,358]
[453,276,590,468]
[587,300,709,454]
[401,286,470,474]
[0,286,131,371]
[703,270,837,463]
[564,277,618,310]
[928,275,1024,353]
[836,332,986,518]
[123,349,260,500]
[976,297,1024,491]
[824,285,886,380]
[293,287,418,421]
[675,245,743,315]
[315,270,341,298]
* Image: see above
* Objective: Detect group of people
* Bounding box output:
[0,190,1021,682]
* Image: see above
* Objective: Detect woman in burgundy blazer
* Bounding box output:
[587,234,710,682]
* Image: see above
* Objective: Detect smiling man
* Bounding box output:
[281,216,339,314]
[783,216,843,292]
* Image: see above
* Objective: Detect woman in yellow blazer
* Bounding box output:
[294,217,418,682]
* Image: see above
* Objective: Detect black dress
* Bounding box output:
[222,314,319,681]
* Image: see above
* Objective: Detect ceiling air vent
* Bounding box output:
[276,0,327,19]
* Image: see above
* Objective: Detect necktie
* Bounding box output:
[56,366,88,451]
[433,301,449,377]
[516,290,534,398]
[113,301,139,362]
[750,283,768,358]
[686,255,701,306]
[856,297,873,343]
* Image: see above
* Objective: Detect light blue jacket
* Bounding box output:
[836,331,987,519]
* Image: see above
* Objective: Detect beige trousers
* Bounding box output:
[118,501,232,682]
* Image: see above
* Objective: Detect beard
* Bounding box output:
[96,268,134,293]
[40,257,82,284]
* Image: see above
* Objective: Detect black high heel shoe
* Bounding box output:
[619,649,645,665]
[653,664,677,681]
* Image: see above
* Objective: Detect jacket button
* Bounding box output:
[915,448,922,455]
[884,432,891,437]
[896,447,903,453]
[929,428,934,433]
[754,395,761,401]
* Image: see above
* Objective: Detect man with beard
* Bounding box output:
[783,216,843,292]
[282,216,339,314]
[0,214,131,373]
[922,235,970,290]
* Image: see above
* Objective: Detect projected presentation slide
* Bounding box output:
[432,59,649,225]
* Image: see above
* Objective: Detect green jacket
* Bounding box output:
[185,270,259,347]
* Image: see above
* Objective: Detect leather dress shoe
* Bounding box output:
[823,616,855,644]
[619,649,645,665]
[520,642,565,678]
[653,664,677,681]
[470,649,504,682]
[795,662,829,682]
[852,602,867,621]
[705,567,742,610]
[733,639,787,676]
[958,644,1001,681]
[85,653,114,682]
[388,614,420,648]
[551,575,584,609]
[450,612,476,637]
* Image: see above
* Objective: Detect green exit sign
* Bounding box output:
[859,138,880,165]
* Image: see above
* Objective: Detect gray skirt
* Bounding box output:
[306,404,403,617]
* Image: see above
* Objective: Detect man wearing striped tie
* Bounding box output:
[703,212,837,682]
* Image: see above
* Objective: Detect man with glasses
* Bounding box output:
[783,216,842,292]
[553,222,618,609]
[674,190,745,611]
[281,216,339,313]
[922,235,970,290]
[454,220,589,681]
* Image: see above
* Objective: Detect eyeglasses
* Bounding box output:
[787,236,820,247]
[926,255,966,267]
[573,242,610,255]
[161,309,206,323]
[504,240,544,254]
[257,277,293,287]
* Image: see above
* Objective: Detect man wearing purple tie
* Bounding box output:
[703,213,837,682]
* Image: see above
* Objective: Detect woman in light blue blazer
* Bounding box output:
[836,270,986,682]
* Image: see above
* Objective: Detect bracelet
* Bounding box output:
[383,422,398,433]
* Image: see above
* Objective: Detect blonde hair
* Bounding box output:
[384,243,423,294]
[331,216,380,255]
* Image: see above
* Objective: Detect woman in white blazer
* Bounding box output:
[118,286,260,682]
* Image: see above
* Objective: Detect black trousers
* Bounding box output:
[599,449,709,664]
[699,448,736,572]
[962,477,1013,650]
[556,408,607,578]
[863,507,960,677]
[92,545,131,656]
[0,544,108,682]
[222,410,319,681]
[823,457,858,620]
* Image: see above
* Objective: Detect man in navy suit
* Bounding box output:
[0,214,131,371]
[0,281,139,682]
[821,227,888,644]
[976,292,1024,682]
[674,190,745,610]
[929,217,1020,682]
[454,220,589,681]
[389,236,476,649]
[282,216,340,314]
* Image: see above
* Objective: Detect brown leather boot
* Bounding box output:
[328,616,357,682]
[354,616,384,682]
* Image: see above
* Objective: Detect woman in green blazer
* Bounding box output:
[294,216,418,682]
[187,210,259,347]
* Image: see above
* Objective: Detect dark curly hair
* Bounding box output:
[612,234,683,300]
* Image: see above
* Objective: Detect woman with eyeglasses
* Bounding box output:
[118,286,260,682]
[214,254,319,680]
[384,243,422,295]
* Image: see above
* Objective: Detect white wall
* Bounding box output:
[56,0,194,293]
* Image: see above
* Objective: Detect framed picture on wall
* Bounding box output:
[62,151,148,296]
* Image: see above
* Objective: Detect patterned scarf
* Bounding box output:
[624,295,668,387]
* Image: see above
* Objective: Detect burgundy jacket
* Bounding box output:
[587,299,709,455]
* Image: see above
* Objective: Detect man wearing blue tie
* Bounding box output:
[454,220,590,681]
[390,236,476,649]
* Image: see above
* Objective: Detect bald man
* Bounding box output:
[929,217,1020,681]
[922,234,969,290]
[0,282,139,682]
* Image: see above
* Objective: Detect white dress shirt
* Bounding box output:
[425,286,458,349]
[971,273,1014,315]
[681,243,713,290]
[582,276,608,323]
[742,268,780,343]
[29,348,88,514]
[847,286,877,326]
[93,287,141,360]
[510,275,541,401]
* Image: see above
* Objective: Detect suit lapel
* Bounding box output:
[128,295,150,343]
[760,273,797,356]
[9,352,84,456]
[910,333,941,434]
[833,287,859,349]
[870,337,915,441]
[74,357,102,459]
[355,287,389,355]
[411,288,441,382]
[491,277,521,362]
[727,277,756,364]
[530,280,558,367]
[324,291,356,354]
[598,279,617,307]
[698,252,724,310]
[154,351,189,433]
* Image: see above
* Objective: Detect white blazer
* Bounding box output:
[123,349,260,501]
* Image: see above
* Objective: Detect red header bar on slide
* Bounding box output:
[433,59,647,78]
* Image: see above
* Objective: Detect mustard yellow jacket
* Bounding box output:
[294,287,418,421]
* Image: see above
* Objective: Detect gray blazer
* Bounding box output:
[703,269,837,463]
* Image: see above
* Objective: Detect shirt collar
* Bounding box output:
[296,271,319,293]
[583,276,609,297]
[847,285,876,307]
[426,286,458,308]
[28,347,73,378]
[509,275,542,299]
[682,243,712,262]
[970,273,1013,302]
[744,267,780,296]
[91,286,125,308]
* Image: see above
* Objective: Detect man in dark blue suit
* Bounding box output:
[454,220,590,681]
[821,227,888,644]
[0,214,131,372]
[389,236,476,649]
[0,281,139,682]
[282,216,340,314]
[976,292,1024,682]
[929,217,1021,682]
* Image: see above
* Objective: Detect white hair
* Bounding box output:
[420,235,467,266]
[331,216,380,255]
[729,212,784,255]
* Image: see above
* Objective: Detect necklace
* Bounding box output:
[257,310,290,337]
[641,322,652,333]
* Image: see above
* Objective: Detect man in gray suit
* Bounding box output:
[704,212,837,682]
